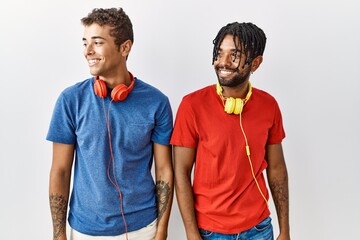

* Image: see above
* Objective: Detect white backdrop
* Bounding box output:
[1,0,359,239]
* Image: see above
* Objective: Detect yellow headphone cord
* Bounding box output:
[239,110,269,206]
[216,82,268,206]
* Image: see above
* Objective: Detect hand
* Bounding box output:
[186,230,203,240]
[154,229,167,240]
[276,233,290,240]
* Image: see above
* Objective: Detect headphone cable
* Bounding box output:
[102,99,129,240]
[239,110,268,206]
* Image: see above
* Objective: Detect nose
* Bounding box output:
[85,44,95,56]
[217,53,232,67]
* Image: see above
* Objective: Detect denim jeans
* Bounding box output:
[199,216,273,240]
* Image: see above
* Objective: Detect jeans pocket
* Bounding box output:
[199,228,214,238]
[254,216,272,232]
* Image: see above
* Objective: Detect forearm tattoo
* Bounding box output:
[156,180,170,222]
[49,194,68,240]
[269,176,289,220]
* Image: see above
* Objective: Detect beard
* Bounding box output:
[216,66,251,88]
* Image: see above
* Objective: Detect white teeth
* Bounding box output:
[88,59,99,65]
[220,69,233,75]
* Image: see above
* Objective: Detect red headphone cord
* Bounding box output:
[102,99,129,240]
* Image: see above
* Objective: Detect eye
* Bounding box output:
[231,51,241,62]
[216,50,223,59]
[94,41,103,46]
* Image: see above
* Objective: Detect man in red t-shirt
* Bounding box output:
[171,22,290,240]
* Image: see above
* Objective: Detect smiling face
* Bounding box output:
[213,34,252,88]
[82,23,125,79]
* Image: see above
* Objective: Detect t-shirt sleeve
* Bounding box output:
[267,100,286,145]
[151,96,173,145]
[46,92,76,144]
[170,96,198,148]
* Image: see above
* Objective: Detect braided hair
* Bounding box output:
[212,22,266,67]
[81,7,133,46]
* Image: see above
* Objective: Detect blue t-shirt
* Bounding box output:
[47,77,173,236]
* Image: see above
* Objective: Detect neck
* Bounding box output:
[98,70,131,88]
[221,81,250,99]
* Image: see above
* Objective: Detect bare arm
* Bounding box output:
[266,143,290,240]
[173,146,202,240]
[49,142,75,240]
[153,142,174,240]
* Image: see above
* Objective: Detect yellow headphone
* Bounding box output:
[216,82,252,114]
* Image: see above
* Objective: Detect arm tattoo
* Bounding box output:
[156,180,170,222]
[49,194,68,240]
[269,175,289,221]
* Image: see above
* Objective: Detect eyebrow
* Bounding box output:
[218,47,243,52]
[82,36,107,41]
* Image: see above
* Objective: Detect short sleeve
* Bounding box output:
[170,96,198,148]
[151,97,173,145]
[267,100,286,145]
[46,93,76,144]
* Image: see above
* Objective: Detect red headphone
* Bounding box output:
[94,72,135,102]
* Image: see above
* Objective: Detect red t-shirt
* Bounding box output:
[170,84,285,233]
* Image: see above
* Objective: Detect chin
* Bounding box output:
[218,78,232,86]
[90,69,100,76]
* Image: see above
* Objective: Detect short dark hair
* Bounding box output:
[212,22,266,66]
[81,7,133,46]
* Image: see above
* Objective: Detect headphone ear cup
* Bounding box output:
[224,97,236,114]
[224,97,244,114]
[94,79,107,98]
[111,84,129,102]
[233,98,244,114]
[94,73,135,101]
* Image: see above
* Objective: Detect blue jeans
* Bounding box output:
[199,216,274,240]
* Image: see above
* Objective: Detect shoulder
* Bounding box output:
[133,78,171,108]
[134,78,168,99]
[252,87,278,103]
[251,87,282,114]
[182,85,215,102]
[60,77,93,98]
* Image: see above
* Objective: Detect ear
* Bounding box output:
[120,40,133,57]
[250,55,263,73]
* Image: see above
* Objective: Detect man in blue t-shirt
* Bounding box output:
[47,7,173,240]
